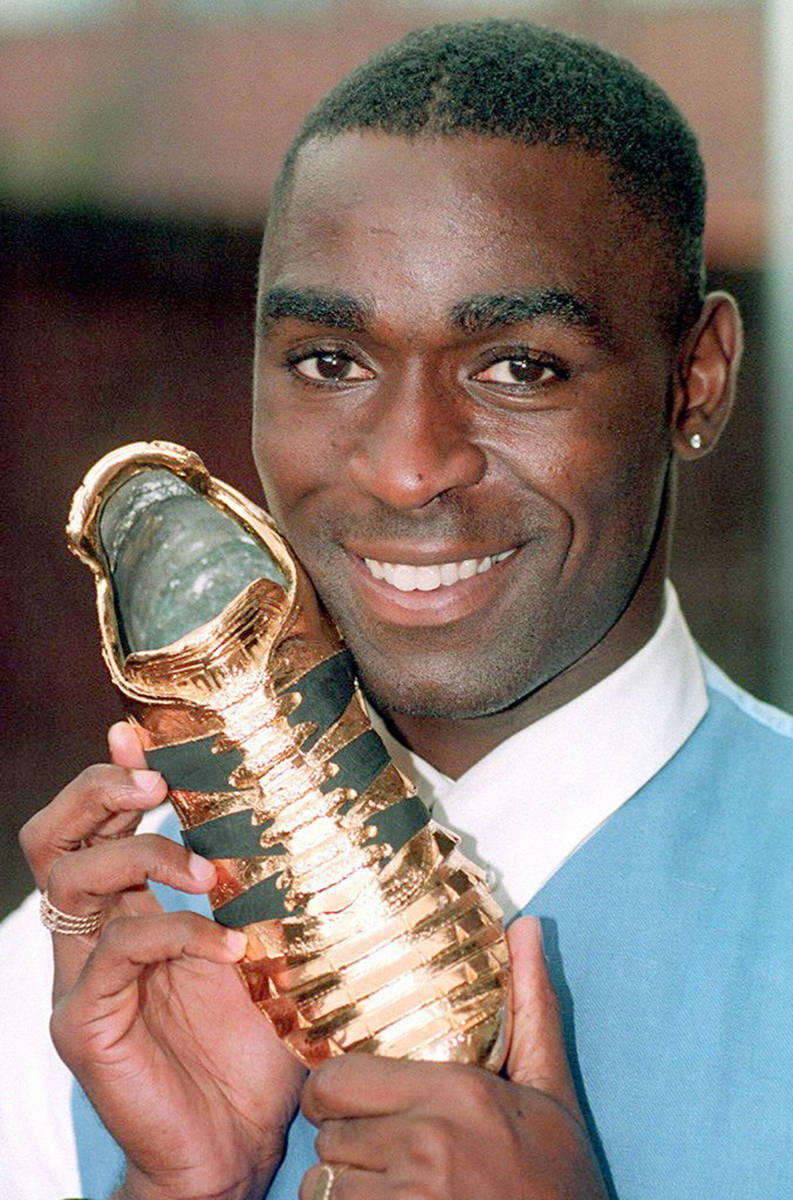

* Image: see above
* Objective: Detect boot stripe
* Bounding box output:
[145,736,243,792]
[363,794,429,856]
[213,874,287,927]
[286,650,356,750]
[322,728,390,799]
[182,809,281,858]
[210,794,430,926]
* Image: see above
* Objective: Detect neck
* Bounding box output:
[385,537,670,780]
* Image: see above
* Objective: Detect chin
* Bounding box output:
[352,648,544,723]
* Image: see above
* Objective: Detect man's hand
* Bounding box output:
[20,722,305,1200]
[299,917,606,1199]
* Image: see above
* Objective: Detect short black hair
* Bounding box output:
[265,19,706,336]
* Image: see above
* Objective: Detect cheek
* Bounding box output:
[253,402,344,522]
[499,398,667,548]
[564,414,670,561]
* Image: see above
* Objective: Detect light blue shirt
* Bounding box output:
[74,659,793,1199]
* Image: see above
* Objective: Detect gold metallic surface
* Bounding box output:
[67,441,511,1070]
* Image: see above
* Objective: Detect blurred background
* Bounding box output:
[2,0,790,918]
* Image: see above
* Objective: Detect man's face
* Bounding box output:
[253,133,678,720]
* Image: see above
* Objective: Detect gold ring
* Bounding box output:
[39,889,104,937]
[312,1162,345,1200]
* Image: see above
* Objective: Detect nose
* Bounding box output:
[347,373,486,509]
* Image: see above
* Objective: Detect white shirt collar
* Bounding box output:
[373,582,707,920]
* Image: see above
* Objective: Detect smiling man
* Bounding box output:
[253,130,692,774]
[7,19,792,1200]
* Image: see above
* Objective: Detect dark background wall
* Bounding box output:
[0,207,773,918]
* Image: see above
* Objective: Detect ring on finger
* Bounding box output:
[39,889,105,937]
[312,1162,347,1200]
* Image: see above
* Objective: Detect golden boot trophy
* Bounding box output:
[67,441,511,1070]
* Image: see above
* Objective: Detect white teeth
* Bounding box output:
[364,557,385,580]
[393,564,416,592]
[362,548,516,592]
[415,565,441,591]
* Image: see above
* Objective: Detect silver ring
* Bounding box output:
[312,1162,344,1200]
[39,889,104,937]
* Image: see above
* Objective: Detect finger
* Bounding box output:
[314,1117,394,1173]
[94,723,161,844]
[52,912,247,1064]
[302,1054,450,1124]
[108,720,147,770]
[505,916,581,1118]
[93,721,156,843]
[47,833,216,916]
[47,835,216,1000]
[299,1164,386,1200]
[19,763,167,889]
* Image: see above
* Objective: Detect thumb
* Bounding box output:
[107,720,148,770]
[505,916,582,1120]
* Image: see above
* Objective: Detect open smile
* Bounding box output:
[344,545,521,627]
[361,549,517,593]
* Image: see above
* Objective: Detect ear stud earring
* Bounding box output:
[689,433,703,450]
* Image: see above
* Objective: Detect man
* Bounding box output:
[5,19,791,1200]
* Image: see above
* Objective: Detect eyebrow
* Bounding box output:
[257,286,373,335]
[449,290,615,348]
[257,284,614,349]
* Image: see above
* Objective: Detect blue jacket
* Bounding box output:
[75,660,793,1199]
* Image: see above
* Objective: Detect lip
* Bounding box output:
[345,545,521,627]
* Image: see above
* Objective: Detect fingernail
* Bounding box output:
[188,853,215,881]
[131,768,163,792]
[107,722,128,749]
[225,929,248,958]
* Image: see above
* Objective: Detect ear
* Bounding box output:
[670,291,743,460]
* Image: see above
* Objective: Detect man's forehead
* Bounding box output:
[269,132,629,246]
[260,130,677,341]
[266,134,626,272]
[290,127,611,187]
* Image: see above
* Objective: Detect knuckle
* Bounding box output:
[164,910,211,948]
[395,1187,432,1200]
[407,1115,454,1174]
[51,998,99,1075]
[456,1068,495,1117]
[48,1002,67,1054]
[121,832,160,875]
[135,832,181,871]
[313,1120,342,1160]
[17,811,42,861]
[313,1126,331,1158]
[98,914,127,951]
[174,909,206,935]
[44,852,70,894]
[309,1056,345,1107]
[78,763,113,794]
[49,997,78,1062]
[298,1168,321,1200]
[79,762,139,806]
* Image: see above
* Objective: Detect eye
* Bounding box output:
[289,350,374,383]
[472,356,557,387]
